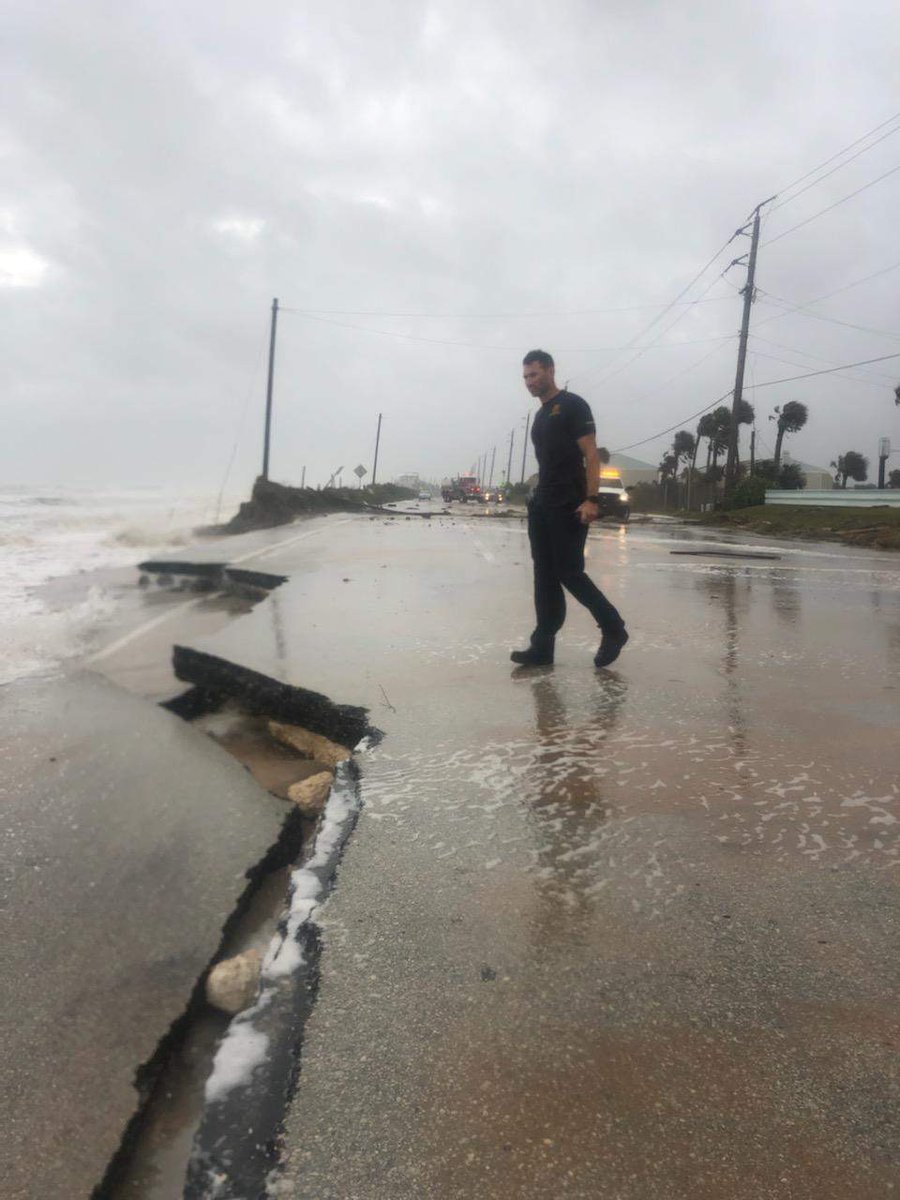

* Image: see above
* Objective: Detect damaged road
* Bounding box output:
[4,510,899,1198]
[0,671,303,1200]
[168,512,899,1199]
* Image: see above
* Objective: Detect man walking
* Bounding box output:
[511,350,629,669]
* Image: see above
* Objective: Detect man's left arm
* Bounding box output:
[577,433,601,524]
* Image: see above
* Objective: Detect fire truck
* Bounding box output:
[441,475,483,503]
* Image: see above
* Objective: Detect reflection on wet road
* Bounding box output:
[189,515,899,1198]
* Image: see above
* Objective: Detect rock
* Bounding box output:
[206,949,262,1015]
[268,721,352,768]
[287,770,334,816]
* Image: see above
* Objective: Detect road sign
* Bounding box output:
[354,464,367,478]
[878,438,890,458]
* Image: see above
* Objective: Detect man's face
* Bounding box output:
[523,360,554,398]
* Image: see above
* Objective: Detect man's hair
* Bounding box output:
[523,349,554,369]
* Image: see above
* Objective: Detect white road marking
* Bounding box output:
[471,537,496,562]
[88,517,354,663]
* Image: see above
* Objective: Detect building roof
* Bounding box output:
[607,453,656,470]
[784,458,833,475]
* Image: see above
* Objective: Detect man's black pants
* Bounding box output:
[527,499,624,643]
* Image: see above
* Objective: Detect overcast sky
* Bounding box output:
[4,0,899,495]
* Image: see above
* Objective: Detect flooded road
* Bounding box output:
[180,512,899,1197]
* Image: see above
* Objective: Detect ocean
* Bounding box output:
[0,484,238,685]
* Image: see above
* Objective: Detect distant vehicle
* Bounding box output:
[596,469,630,522]
[442,476,482,503]
[418,490,431,501]
[482,489,506,503]
[457,475,483,502]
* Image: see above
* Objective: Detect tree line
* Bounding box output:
[652,378,900,507]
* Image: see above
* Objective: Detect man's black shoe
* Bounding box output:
[510,645,554,666]
[594,628,629,669]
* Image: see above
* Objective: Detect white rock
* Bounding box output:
[206,948,262,1015]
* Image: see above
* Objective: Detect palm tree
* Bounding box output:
[672,430,696,468]
[830,451,868,488]
[770,401,808,470]
[708,406,732,473]
[696,412,718,472]
[658,452,678,481]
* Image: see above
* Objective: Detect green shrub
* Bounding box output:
[729,475,767,509]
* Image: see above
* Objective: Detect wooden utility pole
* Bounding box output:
[724,216,760,491]
[488,446,496,488]
[262,297,279,480]
[749,428,756,474]
[371,412,383,486]
[506,428,515,485]
[725,199,774,492]
[520,412,531,482]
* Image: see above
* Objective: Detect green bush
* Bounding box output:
[729,475,767,509]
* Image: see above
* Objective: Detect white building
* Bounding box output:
[607,454,658,487]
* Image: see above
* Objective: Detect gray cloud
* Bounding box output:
[3,0,899,491]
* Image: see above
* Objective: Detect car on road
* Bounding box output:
[482,489,506,503]
[418,490,431,501]
[596,469,631,522]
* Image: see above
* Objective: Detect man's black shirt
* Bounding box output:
[530,389,596,508]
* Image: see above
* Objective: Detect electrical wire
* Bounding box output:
[748,349,890,391]
[280,306,735,354]
[214,324,270,522]
[611,351,900,454]
[755,294,900,342]
[755,260,900,325]
[762,162,900,246]
[568,269,736,388]
[750,334,899,383]
[770,115,900,211]
[280,295,734,320]
[611,390,734,454]
[745,351,900,390]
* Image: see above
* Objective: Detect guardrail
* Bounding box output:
[766,489,900,508]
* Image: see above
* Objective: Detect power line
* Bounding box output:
[281,296,733,320]
[750,334,899,383]
[771,113,900,209]
[569,269,736,387]
[281,307,735,354]
[775,259,900,308]
[611,351,900,453]
[755,294,900,341]
[612,390,734,453]
[762,162,900,246]
[748,348,891,391]
[744,351,900,390]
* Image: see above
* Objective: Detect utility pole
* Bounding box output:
[301,465,306,488]
[749,428,756,474]
[371,412,383,486]
[261,297,279,480]
[488,446,496,488]
[506,428,515,485]
[725,199,773,492]
[520,412,531,483]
